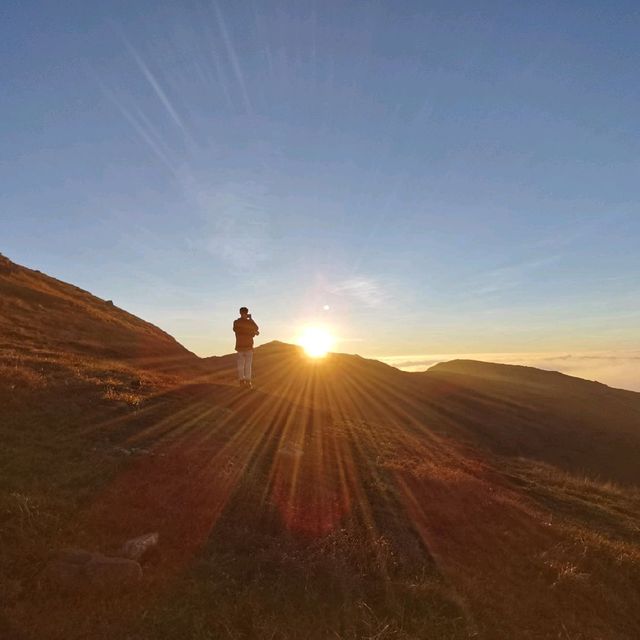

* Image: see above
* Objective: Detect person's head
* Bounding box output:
[239,306,249,318]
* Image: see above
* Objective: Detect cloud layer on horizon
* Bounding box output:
[379,350,640,393]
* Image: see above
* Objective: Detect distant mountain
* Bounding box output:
[424,359,640,485]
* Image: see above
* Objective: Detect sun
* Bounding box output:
[297,327,335,358]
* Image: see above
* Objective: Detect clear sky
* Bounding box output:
[1,1,639,386]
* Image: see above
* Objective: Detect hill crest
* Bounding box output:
[0,253,196,369]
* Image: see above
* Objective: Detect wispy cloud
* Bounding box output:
[379,350,640,392]
[93,25,198,176]
[94,76,180,178]
[121,36,188,136]
[185,180,272,270]
[328,277,385,307]
[468,255,561,297]
[211,0,252,113]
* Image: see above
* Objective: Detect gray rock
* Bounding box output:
[120,532,159,562]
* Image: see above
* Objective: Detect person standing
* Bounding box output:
[233,307,259,388]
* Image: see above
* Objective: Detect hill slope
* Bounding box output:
[2,256,640,640]
[206,343,640,485]
[0,254,196,368]
[424,359,640,485]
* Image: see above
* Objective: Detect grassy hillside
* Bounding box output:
[425,359,640,485]
[207,344,640,485]
[2,256,640,640]
[0,254,197,369]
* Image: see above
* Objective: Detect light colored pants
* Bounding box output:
[237,350,253,381]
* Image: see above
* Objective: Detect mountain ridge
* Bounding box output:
[428,357,636,393]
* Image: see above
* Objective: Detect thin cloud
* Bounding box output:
[469,255,561,297]
[186,181,272,270]
[212,0,252,113]
[328,277,385,308]
[120,33,189,136]
[94,77,180,178]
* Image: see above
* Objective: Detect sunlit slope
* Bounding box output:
[208,343,640,486]
[0,254,197,370]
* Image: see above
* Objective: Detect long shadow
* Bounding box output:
[16,374,471,639]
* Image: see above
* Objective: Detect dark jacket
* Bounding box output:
[233,317,259,351]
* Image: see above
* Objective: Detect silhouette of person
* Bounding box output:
[233,307,259,389]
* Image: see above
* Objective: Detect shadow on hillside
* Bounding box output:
[6,373,640,640]
[11,379,467,639]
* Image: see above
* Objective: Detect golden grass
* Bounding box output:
[2,256,640,639]
[3,351,640,639]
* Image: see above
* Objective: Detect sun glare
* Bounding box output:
[298,327,335,358]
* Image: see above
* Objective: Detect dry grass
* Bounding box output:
[3,366,640,639]
[2,255,640,639]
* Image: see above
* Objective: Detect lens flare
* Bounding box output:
[297,327,335,358]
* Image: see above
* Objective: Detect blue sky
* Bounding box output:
[1,1,639,384]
